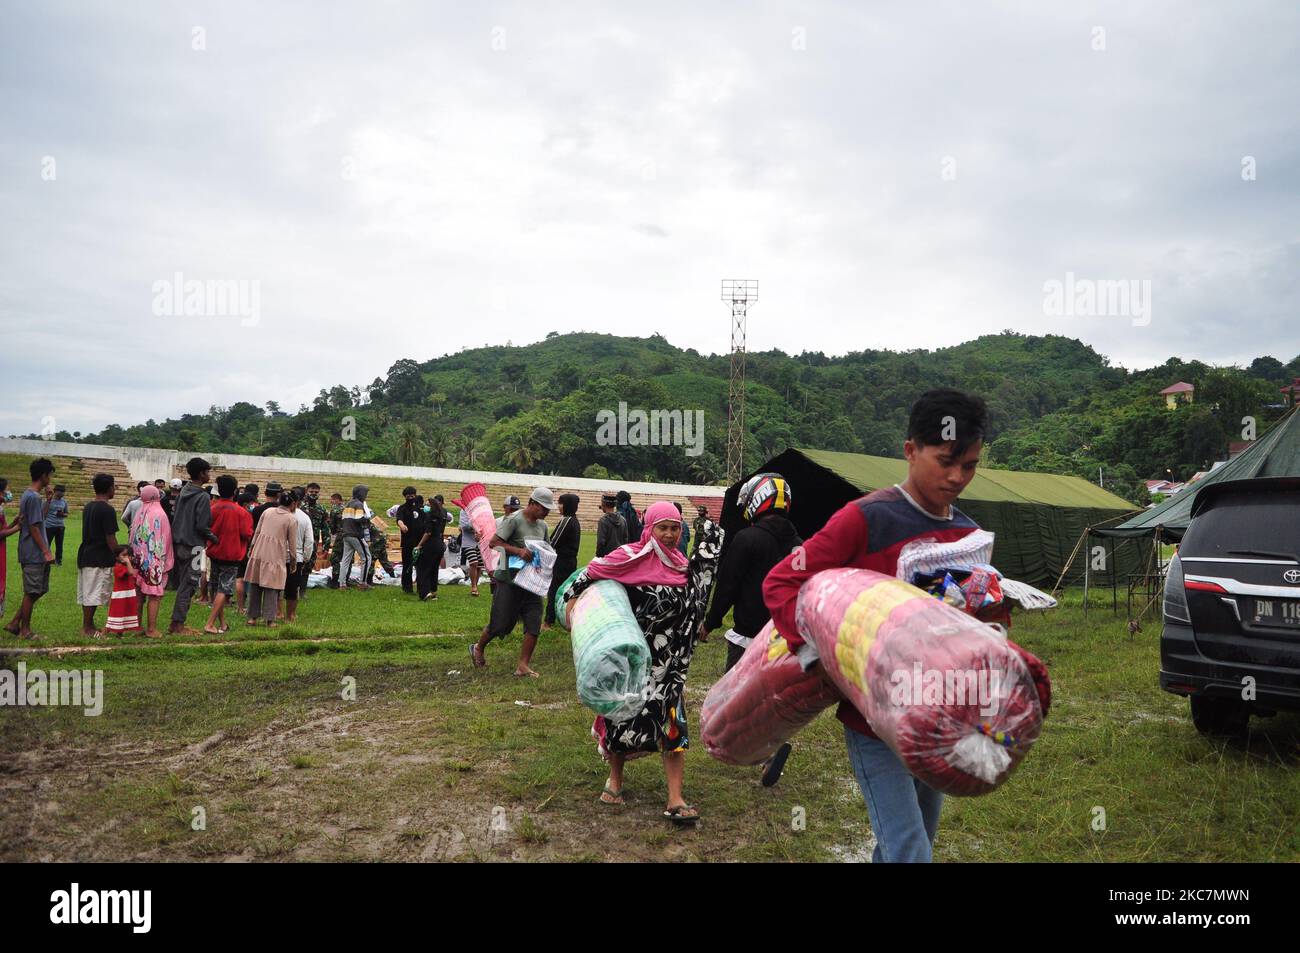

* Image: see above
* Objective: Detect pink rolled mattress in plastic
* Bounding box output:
[700,621,841,766]
[794,568,1045,796]
[454,482,499,576]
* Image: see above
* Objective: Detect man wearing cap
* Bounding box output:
[163,478,183,522]
[161,477,185,590]
[169,457,218,635]
[469,487,552,677]
[595,493,627,558]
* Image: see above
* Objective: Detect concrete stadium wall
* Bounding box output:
[0,437,727,500]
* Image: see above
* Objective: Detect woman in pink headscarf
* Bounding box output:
[130,485,174,638]
[560,500,723,824]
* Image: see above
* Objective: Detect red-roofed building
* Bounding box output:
[1145,479,1186,496]
[1281,377,1300,406]
[1159,381,1195,408]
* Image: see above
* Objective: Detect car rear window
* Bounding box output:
[1180,491,1300,559]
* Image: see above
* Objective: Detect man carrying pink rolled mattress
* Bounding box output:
[762,389,1050,863]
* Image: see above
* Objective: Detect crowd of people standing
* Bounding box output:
[0,458,708,644]
[0,458,436,638]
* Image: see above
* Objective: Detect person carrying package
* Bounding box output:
[560,501,723,825]
[762,388,1044,863]
[469,487,553,677]
[702,471,802,786]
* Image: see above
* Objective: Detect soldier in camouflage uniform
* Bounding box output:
[693,505,709,558]
[302,482,331,563]
[367,523,396,582]
[327,493,346,588]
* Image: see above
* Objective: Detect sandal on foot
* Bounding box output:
[663,805,700,826]
[598,785,624,805]
[469,642,486,668]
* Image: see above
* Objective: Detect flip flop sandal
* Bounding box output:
[469,643,486,668]
[663,805,700,826]
[598,785,624,805]
[761,742,793,788]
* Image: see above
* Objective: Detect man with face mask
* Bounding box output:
[413,495,452,600]
[301,482,330,570]
[395,486,421,594]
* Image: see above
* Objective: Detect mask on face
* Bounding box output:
[422,505,431,513]
[3,491,10,502]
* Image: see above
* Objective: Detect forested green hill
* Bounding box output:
[26,331,1299,506]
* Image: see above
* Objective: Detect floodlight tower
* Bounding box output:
[722,279,758,484]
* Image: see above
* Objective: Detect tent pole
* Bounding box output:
[1051,528,1089,601]
[1110,536,1117,615]
[1083,530,1091,618]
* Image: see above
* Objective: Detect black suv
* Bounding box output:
[1160,477,1300,735]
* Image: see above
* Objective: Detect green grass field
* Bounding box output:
[2,514,1298,862]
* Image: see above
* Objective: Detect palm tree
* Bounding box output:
[506,440,536,472]
[311,432,339,460]
[428,429,451,467]
[454,433,483,468]
[394,423,426,467]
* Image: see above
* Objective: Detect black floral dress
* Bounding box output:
[562,520,724,759]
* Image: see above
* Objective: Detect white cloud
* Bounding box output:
[1,0,1297,434]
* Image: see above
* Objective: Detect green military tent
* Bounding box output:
[722,447,1143,588]
[1092,405,1300,543]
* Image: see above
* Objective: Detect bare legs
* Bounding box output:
[601,749,690,814]
[144,595,162,638]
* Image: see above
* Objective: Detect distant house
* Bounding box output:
[1159,381,1195,408]
[1281,377,1300,407]
[1145,479,1186,496]
[1227,440,1254,458]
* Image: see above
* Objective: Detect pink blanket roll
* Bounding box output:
[795,568,1044,796]
[700,621,842,766]
[455,482,499,576]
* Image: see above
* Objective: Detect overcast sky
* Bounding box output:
[2,1,1297,436]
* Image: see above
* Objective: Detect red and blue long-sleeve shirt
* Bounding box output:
[762,485,981,737]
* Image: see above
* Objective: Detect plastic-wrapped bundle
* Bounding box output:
[454,483,499,575]
[561,577,650,721]
[512,540,556,597]
[796,568,1045,796]
[700,621,842,765]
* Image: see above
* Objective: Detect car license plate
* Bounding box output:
[1251,597,1300,627]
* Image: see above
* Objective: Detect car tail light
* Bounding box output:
[1164,554,1191,624]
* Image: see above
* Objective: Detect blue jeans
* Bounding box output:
[844,725,943,863]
